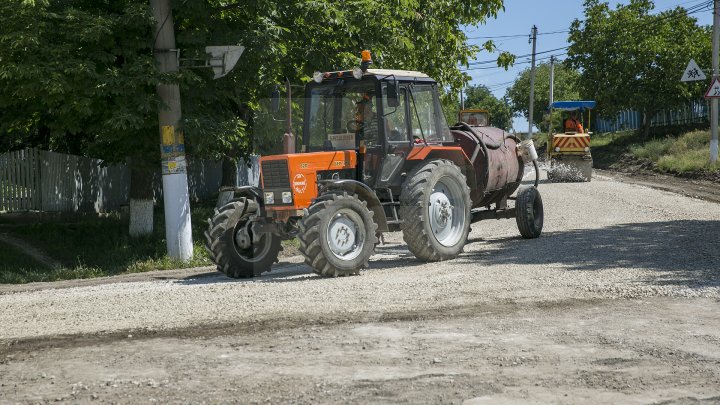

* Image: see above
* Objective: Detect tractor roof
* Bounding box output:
[365,69,430,79]
[549,101,596,111]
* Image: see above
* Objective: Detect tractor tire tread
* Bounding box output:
[400,159,471,262]
[298,192,378,277]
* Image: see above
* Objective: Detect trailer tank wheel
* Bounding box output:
[298,192,378,277]
[515,186,544,239]
[205,198,281,278]
[400,159,471,261]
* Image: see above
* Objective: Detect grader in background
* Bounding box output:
[546,100,595,182]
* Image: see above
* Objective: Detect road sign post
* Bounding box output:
[712,0,719,163]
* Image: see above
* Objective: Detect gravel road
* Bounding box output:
[1,169,719,403]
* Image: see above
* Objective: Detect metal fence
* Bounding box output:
[594,100,709,133]
[0,148,260,213]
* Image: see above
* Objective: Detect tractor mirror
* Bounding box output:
[270,87,281,113]
[386,80,399,108]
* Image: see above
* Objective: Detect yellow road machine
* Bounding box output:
[547,100,595,182]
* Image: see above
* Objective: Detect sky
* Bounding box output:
[462,0,714,132]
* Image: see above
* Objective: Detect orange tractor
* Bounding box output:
[206,52,543,278]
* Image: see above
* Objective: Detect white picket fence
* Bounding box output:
[0,148,260,213]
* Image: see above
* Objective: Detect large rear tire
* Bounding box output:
[298,192,378,277]
[515,186,544,239]
[205,198,281,278]
[400,159,471,261]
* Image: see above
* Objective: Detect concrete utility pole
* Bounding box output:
[712,0,719,163]
[151,0,193,260]
[527,25,538,140]
[549,55,555,105]
[460,86,465,111]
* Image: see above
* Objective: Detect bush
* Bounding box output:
[630,138,672,161]
[630,130,720,173]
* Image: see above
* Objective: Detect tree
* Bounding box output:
[567,0,711,138]
[462,85,512,130]
[0,0,506,235]
[505,62,581,133]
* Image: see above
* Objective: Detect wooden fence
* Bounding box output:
[0,148,250,213]
[0,149,42,211]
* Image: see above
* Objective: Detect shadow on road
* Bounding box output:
[460,220,720,288]
[178,220,720,289]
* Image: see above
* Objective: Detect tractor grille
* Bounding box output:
[261,159,290,189]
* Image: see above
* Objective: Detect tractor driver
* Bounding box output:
[563,111,584,133]
[355,95,380,145]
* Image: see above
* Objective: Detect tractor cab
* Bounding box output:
[547,100,595,182]
[297,67,454,190]
[303,69,453,150]
[458,109,489,127]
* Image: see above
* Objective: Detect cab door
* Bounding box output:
[366,84,411,189]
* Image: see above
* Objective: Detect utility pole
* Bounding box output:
[460,86,465,111]
[527,25,538,140]
[712,0,719,163]
[549,55,555,105]
[151,0,193,260]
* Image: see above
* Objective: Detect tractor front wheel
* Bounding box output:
[400,159,471,262]
[298,192,378,277]
[205,198,281,278]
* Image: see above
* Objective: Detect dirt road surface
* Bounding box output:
[1,169,719,404]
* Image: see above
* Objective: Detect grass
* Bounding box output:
[0,202,216,284]
[629,130,720,173]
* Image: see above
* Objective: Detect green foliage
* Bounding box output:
[505,62,580,132]
[462,85,513,130]
[1,0,506,164]
[0,0,159,165]
[630,138,671,161]
[567,0,711,124]
[0,240,51,283]
[628,130,720,172]
[0,203,215,283]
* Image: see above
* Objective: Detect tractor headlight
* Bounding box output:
[312,71,323,83]
[554,147,560,152]
[264,192,275,204]
[352,67,363,80]
[584,147,590,152]
[282,191,292,204]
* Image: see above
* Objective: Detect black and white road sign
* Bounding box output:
[681,59,707,82]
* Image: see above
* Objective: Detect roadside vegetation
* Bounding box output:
[591,129,720,177]
[0,203,216,284]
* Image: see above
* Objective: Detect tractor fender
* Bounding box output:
[406,148,478,198]
[219,186,266,212]
[318,180,389,232]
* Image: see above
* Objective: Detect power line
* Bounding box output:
[463,0,710,42]
[463,0,712,70]
[466,30,569,40]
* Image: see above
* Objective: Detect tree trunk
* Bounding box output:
[216,156,237,208]
[129,167,155,237]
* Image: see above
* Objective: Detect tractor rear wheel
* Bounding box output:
[205,198,281,278]
[298,192,378,277]
[515,186,544,239]
[400,159,471,262]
